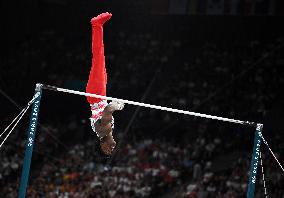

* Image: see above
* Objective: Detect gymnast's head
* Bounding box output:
[100,134,116,155]
[94,134,116,162]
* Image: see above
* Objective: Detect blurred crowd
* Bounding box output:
[1,18,284,197]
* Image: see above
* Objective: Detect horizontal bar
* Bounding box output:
[41,84,257,127]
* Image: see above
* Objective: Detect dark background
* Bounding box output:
[0,0,283,197]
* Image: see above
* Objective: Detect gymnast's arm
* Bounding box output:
[94,102,123,155]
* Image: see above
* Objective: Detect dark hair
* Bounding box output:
[94,142,111,163]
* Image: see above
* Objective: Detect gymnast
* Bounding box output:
[86,12,124,156]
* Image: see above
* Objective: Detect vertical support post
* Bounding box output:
[247,123,263,198]
[18,83,43,198]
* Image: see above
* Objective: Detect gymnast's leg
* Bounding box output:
[86,12,111,104]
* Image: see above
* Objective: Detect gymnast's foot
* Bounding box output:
[91,12,112,26]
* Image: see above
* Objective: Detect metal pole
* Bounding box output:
[18,83,43,198]
[247,123,263,198]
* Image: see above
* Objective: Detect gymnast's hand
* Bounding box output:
[94,102,124,155]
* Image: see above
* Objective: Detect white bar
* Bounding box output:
[51,86,250,125]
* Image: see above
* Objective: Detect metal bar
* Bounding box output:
[42,84,257,127]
